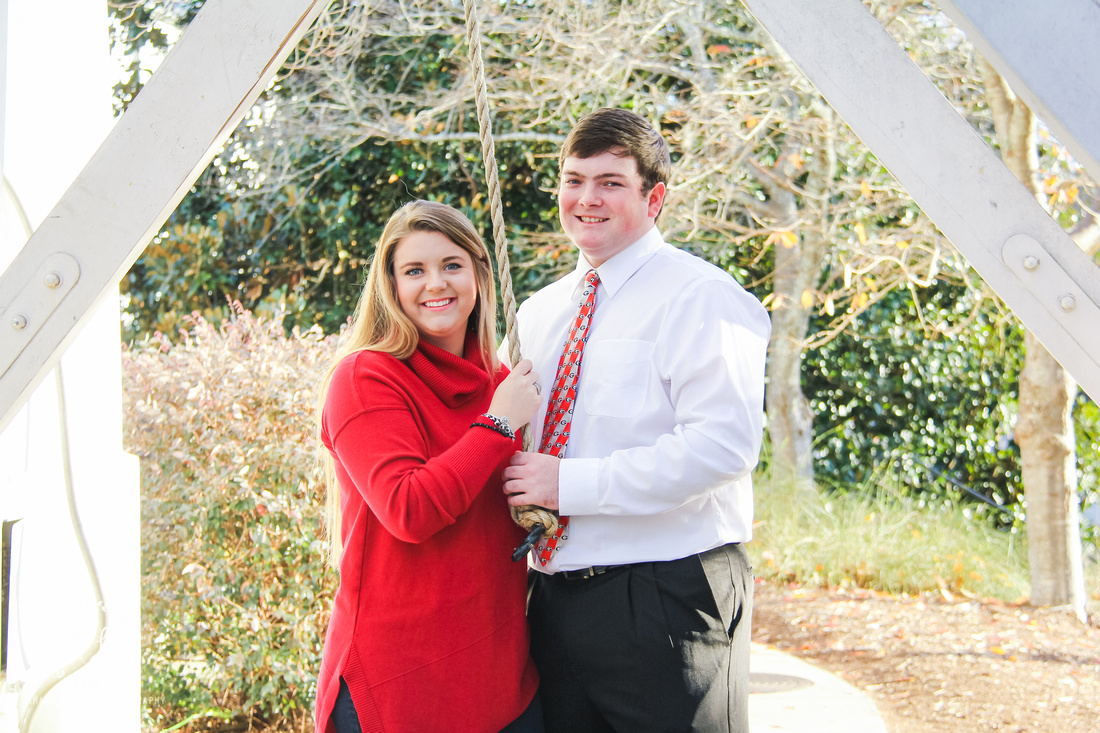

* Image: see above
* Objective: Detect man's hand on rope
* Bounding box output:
[502,452,561,510]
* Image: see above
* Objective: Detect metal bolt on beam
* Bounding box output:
[1002,235,1100,377]
[0,253,81,379]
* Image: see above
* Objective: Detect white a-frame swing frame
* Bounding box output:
[0,0,1098,722]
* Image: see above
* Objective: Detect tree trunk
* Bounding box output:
[767,235,816,488]
[1017,332,1086,614]
[981,61,1086,618]
[763,114,834,491]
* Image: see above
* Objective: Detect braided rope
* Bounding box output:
[462,0,558,535]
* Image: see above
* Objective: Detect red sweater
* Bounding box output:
[315,337,538,733]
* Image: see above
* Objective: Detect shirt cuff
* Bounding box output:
[557,457,600,515]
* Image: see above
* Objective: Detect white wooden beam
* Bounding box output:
[0,0,329,433]
[741,0,1100,403]
[937,0,1100,187]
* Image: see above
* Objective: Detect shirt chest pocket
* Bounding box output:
[580,340,654,419]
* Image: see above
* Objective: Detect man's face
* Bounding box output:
[558,151,666,268]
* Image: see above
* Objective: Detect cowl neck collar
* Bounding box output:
[406,332,492,409]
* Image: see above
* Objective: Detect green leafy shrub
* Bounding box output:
[123,303,337,731]
[803,285,1027,522]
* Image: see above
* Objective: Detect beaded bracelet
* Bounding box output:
[471,413,515,440]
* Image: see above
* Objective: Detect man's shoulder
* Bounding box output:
[645,243,769,327]
[647,242,743,289]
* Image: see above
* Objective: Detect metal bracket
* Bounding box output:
[1002,234,1100,353]
[0,253,80,379]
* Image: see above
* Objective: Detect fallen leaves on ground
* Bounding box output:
[752,579,1100,732]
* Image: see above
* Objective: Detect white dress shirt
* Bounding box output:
[511,226,771,572]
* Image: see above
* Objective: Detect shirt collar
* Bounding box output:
[573,226,664,300]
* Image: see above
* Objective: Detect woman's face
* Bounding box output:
[392,230,479,356]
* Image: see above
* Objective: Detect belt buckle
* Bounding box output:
[566,565,607,580]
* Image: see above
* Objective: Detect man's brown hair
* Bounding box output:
[559,108,671,194]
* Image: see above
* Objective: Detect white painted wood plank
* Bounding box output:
[938,0,1100,187]
[741,0,1100,403]
[0,0,328,432]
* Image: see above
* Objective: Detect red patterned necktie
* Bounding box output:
[536,269,600,565]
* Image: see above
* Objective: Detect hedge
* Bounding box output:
[124,305,336,731]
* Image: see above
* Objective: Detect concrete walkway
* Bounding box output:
[748,643,889,732]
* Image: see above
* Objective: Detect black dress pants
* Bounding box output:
[528,543,753,733]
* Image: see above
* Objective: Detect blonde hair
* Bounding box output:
[316,200,500,566]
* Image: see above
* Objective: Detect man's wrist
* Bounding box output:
[557,457,601,515]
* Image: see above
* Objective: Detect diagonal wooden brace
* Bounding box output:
[742,0,1100,402]
[0,0,328,433]
[937,0,1100,186]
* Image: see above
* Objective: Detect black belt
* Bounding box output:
[558,564,617,580]
[555,544,742,581]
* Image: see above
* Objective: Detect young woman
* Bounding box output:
[314,200,543,733]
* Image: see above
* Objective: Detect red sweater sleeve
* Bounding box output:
[324,353,516,544]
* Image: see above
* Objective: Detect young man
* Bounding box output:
[502,108,771,731]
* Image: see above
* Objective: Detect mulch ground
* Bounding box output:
[751,579,1100,732]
